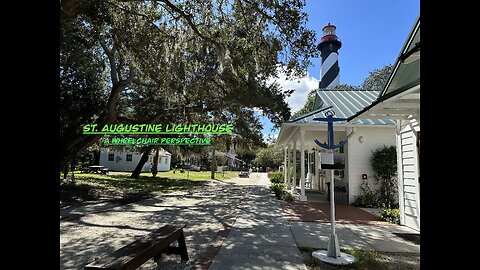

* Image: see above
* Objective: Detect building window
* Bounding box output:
[165,156,168,164]
[108,153,114,161]
[126,153,132,162]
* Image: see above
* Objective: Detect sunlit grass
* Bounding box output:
[61,170,238,205]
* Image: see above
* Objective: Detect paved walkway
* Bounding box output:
[208,175,419,270]
[60,173,420,269]
[208,173,307,270]
[60,179,256,270]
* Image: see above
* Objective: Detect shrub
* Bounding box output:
[381,207,400,224]
[270,183,287,199]
[352,182,379,208]
[284,192,294,202]
[268,172,284,184]
[371,145,397,208]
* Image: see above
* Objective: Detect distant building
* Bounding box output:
[99,148,171,172]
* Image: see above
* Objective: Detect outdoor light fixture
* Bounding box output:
[358,136,364,143]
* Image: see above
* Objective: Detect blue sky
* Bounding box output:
[261,0,419,141]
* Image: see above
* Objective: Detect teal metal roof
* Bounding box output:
[289,89,395,125]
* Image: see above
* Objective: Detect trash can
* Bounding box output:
[326,181,348,204]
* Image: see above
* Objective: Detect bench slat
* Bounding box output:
[84,224,187,270]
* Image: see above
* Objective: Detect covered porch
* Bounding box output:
[276,121,352,202]
[276,88,395,203]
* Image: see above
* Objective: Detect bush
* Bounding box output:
[371,145,397,208]
[270,183,287,199]
[381,207,400,224]
[284,192,294,202]
[352,182,379,208]
[268,172,284,184]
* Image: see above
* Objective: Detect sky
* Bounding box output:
[260,0,420,142]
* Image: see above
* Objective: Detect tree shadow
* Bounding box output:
[60,182,255,269]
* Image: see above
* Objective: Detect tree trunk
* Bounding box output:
[211,145,216,180]
[63,163,69,180]
[131,146,154,178]
[152,148,159,177]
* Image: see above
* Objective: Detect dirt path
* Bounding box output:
[60,175,263,269]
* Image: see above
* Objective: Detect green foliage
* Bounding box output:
[284,192,294,202]
[352,182,379,208]
[361,64,394,90]
[268,172,284,184]
[270,183,287,199]
[302,255,319,267]
[371,145,398,207]
[346,249,387,270]
[253,146,284,169]
[381,207,400,224]
[60,0,319,169]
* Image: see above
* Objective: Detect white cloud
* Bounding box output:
[267,71,319,113]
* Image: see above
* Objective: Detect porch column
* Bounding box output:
[300,129,307,201]
[284,146,290,188]
[396,120,405,225]
[307,148,311,188]
[292,140,297,193]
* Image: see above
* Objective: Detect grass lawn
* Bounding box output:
[155,170,238,181]
[60,170,238,206]
[300,247,419,270]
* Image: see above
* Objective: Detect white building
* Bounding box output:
[349,17,420,231]
[99,148,171,172]
[276,89,396,204]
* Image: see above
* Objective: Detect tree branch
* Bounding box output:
[105,1,176,39]
[155,0,219,46]
[242,0,288,36]
[99,38,119,85]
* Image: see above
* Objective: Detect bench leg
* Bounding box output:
[177,230,189,261]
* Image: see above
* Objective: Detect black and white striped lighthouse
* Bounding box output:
[318,23,342,89]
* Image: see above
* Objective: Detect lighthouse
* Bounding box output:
[318,23,342,89]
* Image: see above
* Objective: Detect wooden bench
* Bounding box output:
[238,171,249,178]
[81,167,92,174]
[84,224,189,270]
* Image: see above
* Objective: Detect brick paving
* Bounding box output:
[281,201,391,225]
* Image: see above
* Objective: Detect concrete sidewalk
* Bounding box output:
[290,222,420,253]
[209,173,419,269]
[209,173,307,270]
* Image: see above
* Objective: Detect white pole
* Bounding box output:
[330,163,335,235]
[300,130,306,201]
[327,149,340,258]
[292,141,297,193]
[284,147,288,186]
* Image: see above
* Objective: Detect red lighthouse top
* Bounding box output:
[321,23,339,42]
